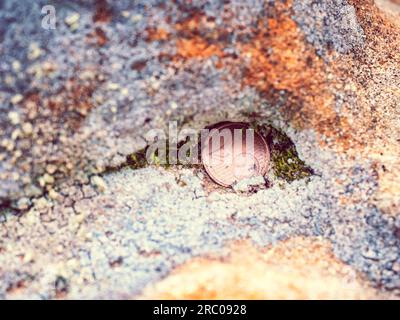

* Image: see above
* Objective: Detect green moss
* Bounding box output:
[103,146,160,173]
[124,137,201,170]
[255,124,314,182]
[125,145,171,169]
[126,147,148,169]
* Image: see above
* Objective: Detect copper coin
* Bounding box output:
[215,122,269,174]
[201,122,270,187]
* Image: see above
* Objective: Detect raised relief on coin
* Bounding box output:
[233,153,259,180]
[201,122,270,187]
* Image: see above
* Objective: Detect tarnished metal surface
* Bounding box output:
[202,122,269,187]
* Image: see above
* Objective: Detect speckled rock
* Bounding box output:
[0,0,399,299]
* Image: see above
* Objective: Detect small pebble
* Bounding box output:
[28,43,43,60]
[10,94,23,105]
[16,197,31,211]
[121,11,130,18]
[107,83,120,90]
[48,189,60,201]
[8,111,20,125]
[91,176,107,192]
[65,13,80,26]
[131,14,143,23]
[12,60,21,72]
[21,122,33,135]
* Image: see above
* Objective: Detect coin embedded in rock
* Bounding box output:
[201,122,270,187]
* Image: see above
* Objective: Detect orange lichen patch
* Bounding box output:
[241,17,317,91]
[47,79,95,116]
[172,2,356,150]
[93,0,113,23]
[86,27,109,47]
[175,12,221,41]
[22,93,40,120]
[175,12,204,34]
[146,27,170,42]
[176,37,223,59]
[238,2,350,148]
[20,63,99,131]
[29,73,100,131]
[141,237,386,299]
[174,11,229,61]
